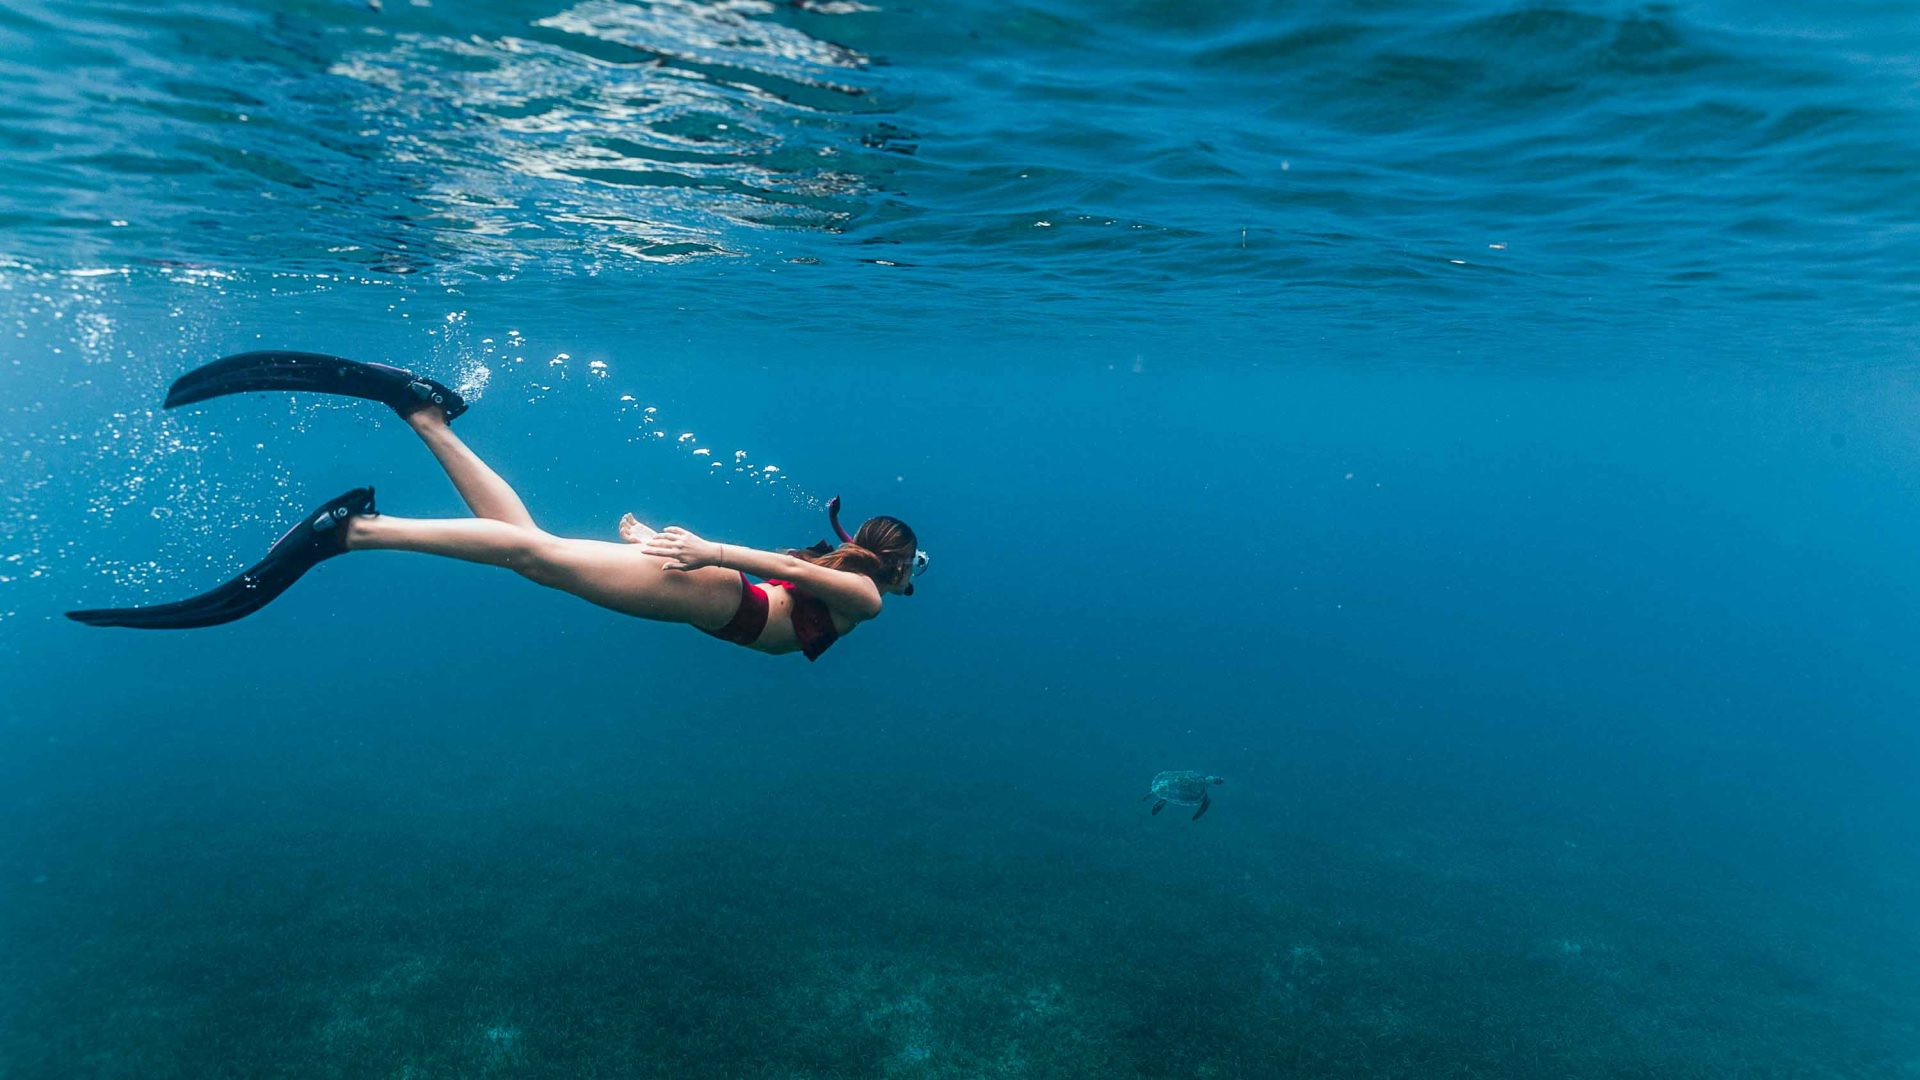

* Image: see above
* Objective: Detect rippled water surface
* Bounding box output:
[3,1,1918,1078]
[5,0,1918,332]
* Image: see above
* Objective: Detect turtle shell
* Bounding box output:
[1150,770,1212,804]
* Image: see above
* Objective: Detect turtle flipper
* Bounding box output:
[1192,794,1212,821]
[1151,799,1166,815]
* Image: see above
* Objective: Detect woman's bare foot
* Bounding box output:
[618,513,656,544]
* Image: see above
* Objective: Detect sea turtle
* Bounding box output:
[1142,771,1224,820]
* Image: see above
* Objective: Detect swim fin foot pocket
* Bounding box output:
[66,487,377,630]
[164,351,468,422]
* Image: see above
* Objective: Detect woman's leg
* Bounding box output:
[406,408,536,528]
[343,515,741,627]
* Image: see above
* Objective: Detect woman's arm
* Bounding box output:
[641,527,882,619]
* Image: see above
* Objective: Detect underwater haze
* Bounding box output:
[3,0,1919,1076]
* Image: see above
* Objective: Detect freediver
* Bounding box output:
[66,352,925,661]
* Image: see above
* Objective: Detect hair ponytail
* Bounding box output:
[790,541,886,578]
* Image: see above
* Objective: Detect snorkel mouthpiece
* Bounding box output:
[903,547,928,596]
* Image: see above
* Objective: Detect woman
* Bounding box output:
[67,352,925,660]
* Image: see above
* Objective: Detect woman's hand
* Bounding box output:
[640,526,725,571]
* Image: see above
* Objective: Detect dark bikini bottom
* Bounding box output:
[703,571,768,645]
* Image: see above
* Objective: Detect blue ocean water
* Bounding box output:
[2,0,1918,1076]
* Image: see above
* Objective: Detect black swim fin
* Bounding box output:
[164,351,468,422]
[66,487,376,630]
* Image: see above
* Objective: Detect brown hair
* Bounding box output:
[790,515,918,588]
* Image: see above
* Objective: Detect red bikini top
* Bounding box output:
[764,580,841,661]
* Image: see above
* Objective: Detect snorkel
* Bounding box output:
[827,495,854,545]
[821,495,927,595]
